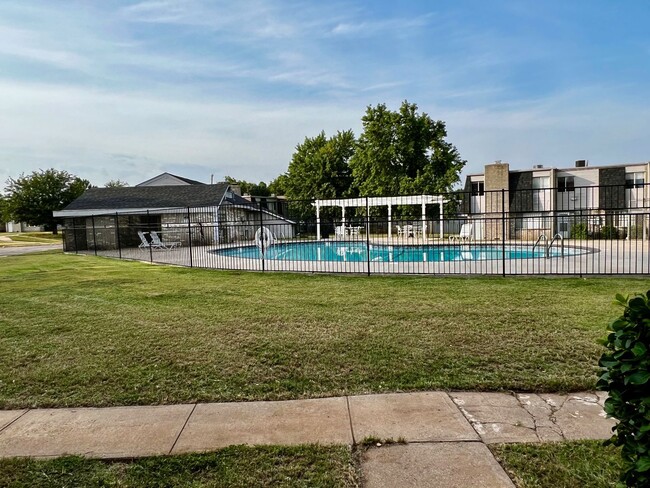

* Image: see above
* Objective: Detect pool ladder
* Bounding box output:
[533,233,564,258]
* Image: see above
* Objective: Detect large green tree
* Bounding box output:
[283,130,356,200]
[349,101,465,197]
[4,169,90,233]
[0,196,9,223]
[224,176,271,196]
[104,179,129,188]
[268,173,288,196]
[280,130,356,219]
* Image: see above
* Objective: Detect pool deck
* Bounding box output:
[76,237,650,275]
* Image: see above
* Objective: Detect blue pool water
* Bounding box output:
[213,242,585,263]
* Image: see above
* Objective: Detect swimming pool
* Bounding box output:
[213,242,587,263]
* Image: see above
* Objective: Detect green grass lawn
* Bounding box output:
[0,445,357,488]
[492,440,623,488]
[0,441,624,488]
[0,253,646,408]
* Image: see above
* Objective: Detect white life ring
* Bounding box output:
[254,226,275,255]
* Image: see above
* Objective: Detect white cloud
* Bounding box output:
[120,0,300,39]
[330,14,433,37]
[0,80,363,187]
[0,25,88,70]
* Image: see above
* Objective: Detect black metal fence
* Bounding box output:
[61,184,650,275]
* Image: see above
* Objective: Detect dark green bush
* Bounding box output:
[600,225,620,239]
[570,222,589,239]
[597,292,650,487]
[628,225,643,239]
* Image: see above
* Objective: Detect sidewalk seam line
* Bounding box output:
[169,403,197,455]
[446,392,485,444]
[345,396,356,445]
[0,409,30,435]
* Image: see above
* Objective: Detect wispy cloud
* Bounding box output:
[120,0,300,39]
[0,25,88,70]
[330,14,433,37]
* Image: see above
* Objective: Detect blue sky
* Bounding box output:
[1,0,649,188]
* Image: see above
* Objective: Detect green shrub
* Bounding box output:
[628,225,644,239]
[570,223,589,239]
[597,292,650,487]
[600,225,620,239]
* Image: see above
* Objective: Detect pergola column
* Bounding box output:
[365,198,370,236]
[388,205,392,239]
[421,201,426,239]
[341,205,345,226]
[316,201,321,240]
[439,202,444,238]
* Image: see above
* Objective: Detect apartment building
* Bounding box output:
[462,160,650,241]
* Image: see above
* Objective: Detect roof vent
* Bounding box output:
[533,164,544,169]
[575,160,588,167]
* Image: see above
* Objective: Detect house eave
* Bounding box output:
[53,207,204,218]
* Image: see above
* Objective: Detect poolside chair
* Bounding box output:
[334,225,346,239]
[149,231,181,250]
[137,231,151,249]
[449,223,473,243]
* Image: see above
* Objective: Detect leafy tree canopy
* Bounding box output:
[0,196,9,223]
[224,176,271,196]
[279,130,356,219]
[349,101,466,197]
[268,173,288,197]
[282,130,356,201]
[4,169,90,233]
[105,179,129,188]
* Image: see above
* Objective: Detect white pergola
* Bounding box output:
[313,195,449,240]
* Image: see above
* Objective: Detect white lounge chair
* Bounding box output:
[449,224,473,243]
[149,231,181,250]
[137,231,151,249]
[334,225,346,239]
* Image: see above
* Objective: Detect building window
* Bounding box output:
[557,176,575,193]
[532,177,550,211]
[625,172,645,189]
[517,216,551,230]
[471,181,484,196]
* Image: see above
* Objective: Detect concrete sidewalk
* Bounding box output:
[0,244,61,257]
[0,391,614,487]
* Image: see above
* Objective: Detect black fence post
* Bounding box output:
[115,213,122,259]
[501,188,506,277]
[72,219,78,254]
[259,204,265,272]
[366,196,371,276]
[187,207,193,268]
[147,210,153,263]
[91,215,98,256]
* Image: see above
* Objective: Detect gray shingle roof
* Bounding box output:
[63,183,230,211]
[135,172,206,187]
[170,174,205,185]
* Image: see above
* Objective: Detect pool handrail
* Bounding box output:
[548,233,564,258]
[532,234,548,255]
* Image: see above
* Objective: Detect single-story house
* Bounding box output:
[54,181,295,252]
